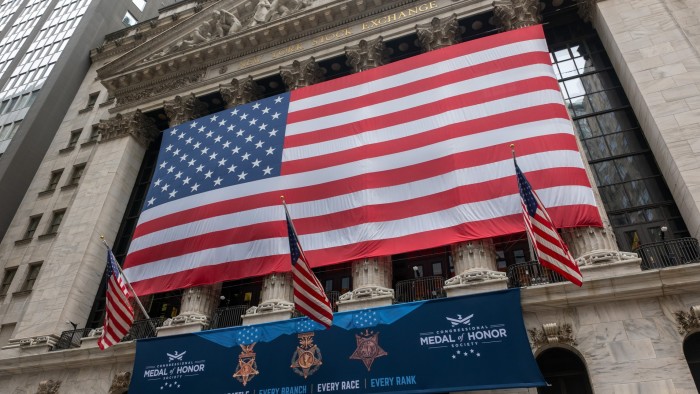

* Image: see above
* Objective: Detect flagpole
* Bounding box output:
[99,235,152,321]
[511,144,536,262]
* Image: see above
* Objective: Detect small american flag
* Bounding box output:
[98,249,135,349]
[515,161,583,286]
[286,209,333,328]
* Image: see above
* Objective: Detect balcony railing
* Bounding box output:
[636,237,700,270]
[395,275,446,303]
[51,328,91,351]
[326,290,340,312]
[506,261,567,288]
[210,304,248,329]
[122,317,165,341]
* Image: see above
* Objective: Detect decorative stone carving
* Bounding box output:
[674,305,700,335]
[444,239,507,287]
[36,379,61,394]
[220,76,262,109]
[280,58,324,91]
[528,322,576,349]
[561,225,637,266]
[108,371,131,394]
[170,283,222,327]
[576,0,599,22]
[163,92,209,126]
[97,110,159,147]
[416,15,460,52]
[338,257,394,302]
[9,335,59,349]
[247,273,295,315]
[493,0,541,31]
[345,37,389,73]
[156,9,244,59]
[250,0,317,26]
[115,72,206,106]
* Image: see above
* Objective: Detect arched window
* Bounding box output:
[684,332,700,389]
[536,347,593,394]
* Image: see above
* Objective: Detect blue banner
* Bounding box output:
[130,289,545,393]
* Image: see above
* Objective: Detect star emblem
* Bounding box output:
[349,330,387,371]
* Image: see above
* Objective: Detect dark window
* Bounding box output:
[69,164,86,185]
[86,92,99,108]
[47,210,65,234]
[21,263,42,291]
[543,9,689,250]
[87,125,100,142]
[537,348,593,394]
[24,215,41,238]
[67,130,81,148]
[0,267,17,295]
[47,169,63,191]
[685,332,700,390]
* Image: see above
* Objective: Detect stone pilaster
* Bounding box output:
[444,239,507,296]
[337,257,394,312]
[280,57,324,90]
[158,92,220,336]
[97,110,159,147]
[219,76,262,109]
[416,15,460,52]
[345,37,389,73]
[163,93,209,126]
[492,0,541,31]
[243,273,295,325]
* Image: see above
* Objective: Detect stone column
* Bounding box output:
[157,93,218,336]
[416,15,460,52]
[337,257,394,312]
[493,0,541,31]
[242,273,295,325]
[219,76,262,109]
[345,36,389,73]
[241,58,326,325]
[280,57,324,90]
[444,239,508,296]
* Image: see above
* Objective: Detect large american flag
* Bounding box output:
[286,208,333,327]
[98,248,134,350]
[516,161,583,286]
[123,25,601,295]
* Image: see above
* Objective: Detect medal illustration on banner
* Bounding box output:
[232,343,259,386]
[290,332,323,378]
[349,329,388,371]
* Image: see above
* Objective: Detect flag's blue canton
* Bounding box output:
[516,164,538,218]
[236,327,260,344]
[287,213,301,266]
[353,310,379,328]
[144,93,291,209]
[106,249,119,280]
[296,318,324,333]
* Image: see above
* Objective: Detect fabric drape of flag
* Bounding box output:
[286,209,333,328]
[515,161,583,286]
[98,249,135,350]
[123,24,601,296]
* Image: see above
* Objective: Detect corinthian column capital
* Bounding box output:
[493,0,541,31]
[97,110,159,147]
[345,36,389,73]
[416,15,460,52]
[280,57,324,90]
[163,93,209,126]
[220,76,262,109]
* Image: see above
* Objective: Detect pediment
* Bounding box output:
[97,0,381,104]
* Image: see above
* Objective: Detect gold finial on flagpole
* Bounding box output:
[510,144,516,160]
[99,234,105,241]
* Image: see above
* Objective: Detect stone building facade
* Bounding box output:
[0,0,699,392]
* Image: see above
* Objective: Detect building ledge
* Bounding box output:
[60,183,78,191]
[11,290,31,297]
[37,233,57,241]
[77,106,94,114]
[37,189,55,197]
[80,140,97,148]
[14,238,31,246]
[58,146,75,154]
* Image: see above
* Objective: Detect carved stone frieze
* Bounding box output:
[493,0,541,31]
[108,371,132,394]
[674,305,700,335]
[220,76,262,108]
[561,226,638,266]
[163,92,209,126]
[339,257,394,303]
[36,379,61,394]
[249,0,317,27]
[280,57,324,90]
[528,322,576,349]
[416,15,460,52]
[170,283,222,327]
[345,37,389,73]
[444,268,507,286]
[115,72,206,107]
[98,110,160,147]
